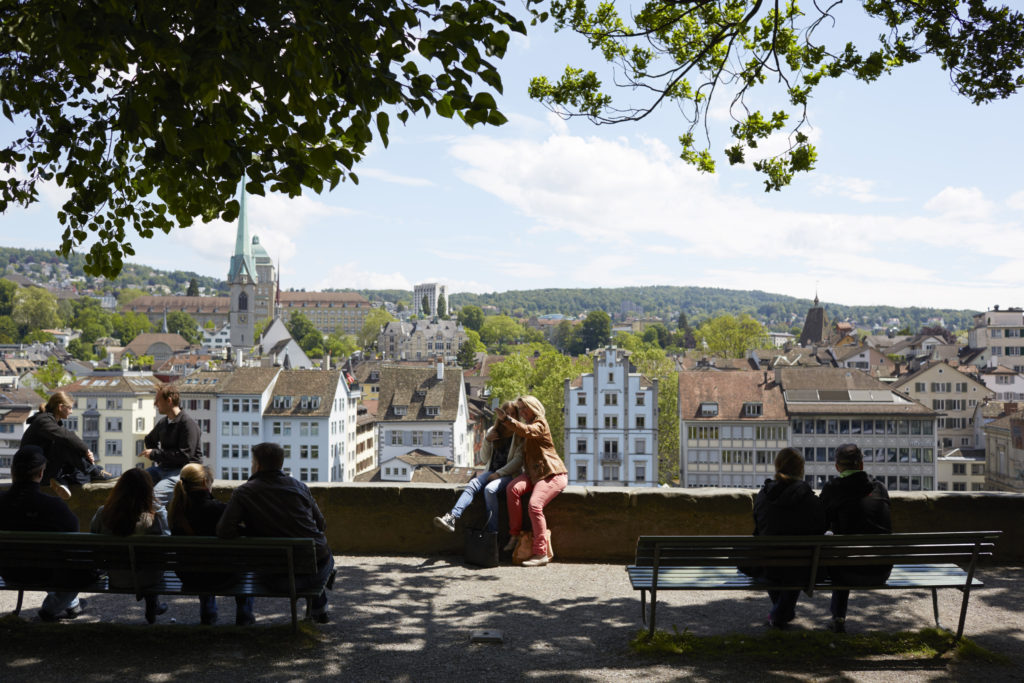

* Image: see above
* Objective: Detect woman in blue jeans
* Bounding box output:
[433,401,523,533]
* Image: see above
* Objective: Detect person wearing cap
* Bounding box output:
[433,400,524,535]
[819,443,892,633]
[0,445,91,622]
[751,447,826,628]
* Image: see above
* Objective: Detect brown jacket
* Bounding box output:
[507,415,567,483]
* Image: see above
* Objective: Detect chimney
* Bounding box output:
[1005,401,1018,416]
[437,361,444,381]
[235,349,243,366]
[324,353,331,371]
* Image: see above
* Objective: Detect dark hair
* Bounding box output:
[101,468,156,536]
[156,385,180,407]
[253,442,285,471]
[835,443,864,470]
[774,447,805,481]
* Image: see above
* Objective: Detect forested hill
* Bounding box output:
[441,286,979,332]
[0,247,226,295]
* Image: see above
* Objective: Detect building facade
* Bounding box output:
[378,320,468,362]
[981,413,1024,492]
[277,291,371,337]
[967,307,1024,371]
[413,282,447,318]
[891,361,992,454]
[564,347,658,487]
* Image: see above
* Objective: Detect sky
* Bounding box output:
[2,4,1022,313]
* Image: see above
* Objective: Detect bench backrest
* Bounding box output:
[634,532,1001,569]
[0,531,319,576]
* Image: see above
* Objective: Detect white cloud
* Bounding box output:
[812,174,902,203]
[924,186,994,221]
[315,263,412,291]
[1006,190,1024,211]
[358,168,435,187]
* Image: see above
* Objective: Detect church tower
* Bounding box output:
[228,185,257,353]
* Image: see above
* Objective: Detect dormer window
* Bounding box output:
[394,405,407,416]
[699,402,719,417]
[415,390,427,399]
[743,402,763,417]
[426,406,439,416]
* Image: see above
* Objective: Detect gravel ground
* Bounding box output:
[1,557,1021,682]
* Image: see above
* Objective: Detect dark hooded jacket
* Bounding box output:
[819,470,892,584]
[748,477,827,583]
[21,411,92,485]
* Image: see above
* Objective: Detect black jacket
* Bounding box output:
[144,411,202,468]
[172,489,234,588]
[749,477,826,583]
[0,481,92,585]
[21,411,92,484]
[819,470,892,584]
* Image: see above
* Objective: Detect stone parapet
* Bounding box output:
[58,484,1024,563]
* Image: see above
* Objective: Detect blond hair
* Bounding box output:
[167,464,214,534]
[517,395,546,421]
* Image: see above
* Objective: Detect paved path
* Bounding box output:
[2,557,1021,681]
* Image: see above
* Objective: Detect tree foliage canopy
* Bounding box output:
[529,0,1024,190]
[696,313,768,358]
[0,0,525,277]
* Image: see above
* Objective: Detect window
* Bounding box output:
[952,482,966,491]
[634,438,646,453]
[577,416,586,428]
[576,464,587,481]
[412,431,423,446]
[390,431,402,445]
[743,402,763,417]
[106,398,122,410]
[635,416,645,428]
[604,416,618,428]
[577,439,587,453]
[425,406,439,416]
[607,372,614,382]
[604,393,618,406]
[699,402,718,417]
[135,417,145,431]
[577,394,586,406]
[602,465,619,481]
[300,446,310,459]
[914,382,926,392]
[105,417,122,432]
[393,405,407,416]
[971,464,984,475]
[634,465,646,482]
[272,422,282,435]
[635,393,645,406]
[952,463,966,475]
[603,440,619,456]
[104,440,122,457]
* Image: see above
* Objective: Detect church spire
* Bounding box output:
[227,182,255,283]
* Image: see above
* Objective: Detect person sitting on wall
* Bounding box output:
[140,384,202,486]
[819,443,892,633]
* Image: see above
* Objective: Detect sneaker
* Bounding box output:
[312,611,330,624]
[502,536,520,552]
[90,469,116,482]
[433,512,456,533]
[38,609,60,623]
[49,479,72,501]
[827,617,846,633]
[145,601,168,624]
[65,599,87,619]
[522,555,549,567]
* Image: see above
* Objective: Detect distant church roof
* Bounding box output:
[798,294,829,347]
[227,185,256,283]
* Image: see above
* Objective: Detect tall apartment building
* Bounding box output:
[60,373,163,476]
[967,306,1024,371]
[981,412,1024,492]
[376,363,470,479]
[277,291,371,336]
[679,367,938,491]
[413,282,447,318]
[891,361,992,453]
[564,347,658,487]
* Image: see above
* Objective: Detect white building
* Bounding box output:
[936,450,987,492]
[413,282,448,318]
[967,307,1024,371]
[564,347,658,487]
[977,364,1024,401]
[376,363,470,479]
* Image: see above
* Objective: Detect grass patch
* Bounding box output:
[629,626,1002,664]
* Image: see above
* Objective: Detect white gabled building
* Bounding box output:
[376,363,470,480]
[564,347,658,487]
[262,369,360,483]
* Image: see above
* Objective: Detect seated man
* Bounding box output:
[0,445,93,621]
[216,442,334,623]
[820,443,892,633]
[140,384,201,486]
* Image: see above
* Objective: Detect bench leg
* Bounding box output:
[955,586,972,641]
[290,598,298,633]
[931,588,940,629]
[15,590,24,616]
[640,590,647,625]
[648,588,657,639]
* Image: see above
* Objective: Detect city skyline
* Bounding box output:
[1,7,1021,312]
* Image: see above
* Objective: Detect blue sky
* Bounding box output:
[2,5,1022,312]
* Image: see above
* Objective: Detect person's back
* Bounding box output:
[819,443,892,632]
[217,442,334,623]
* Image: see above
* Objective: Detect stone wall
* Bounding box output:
[60,484,1024,563]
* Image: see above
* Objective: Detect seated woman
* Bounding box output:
[90,468,170,624]
[751,448,826,628]
[433,400,523,534]
[500,395,567,567]
[167,464,255,625]
[21,391,113,500]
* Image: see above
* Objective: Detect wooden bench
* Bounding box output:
[0,531,329,631]
[627,531,1000,640]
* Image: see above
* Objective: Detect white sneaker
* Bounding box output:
[522,555,549,567]
[50,479,72,501]
[433,512,456,532]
